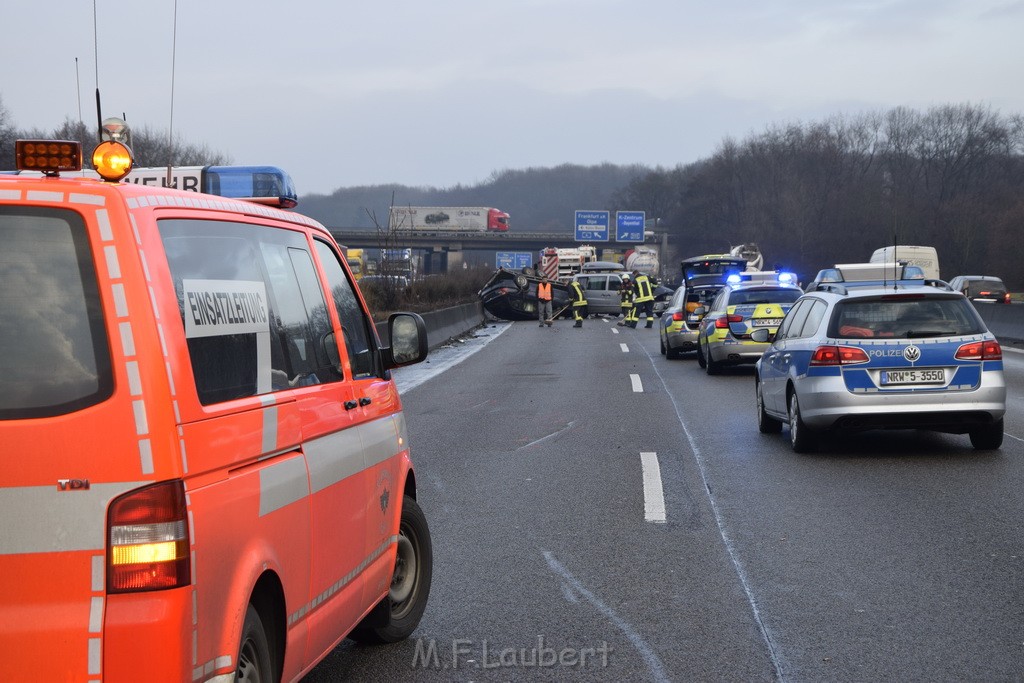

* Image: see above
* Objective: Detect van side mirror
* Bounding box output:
[382,312,428,369]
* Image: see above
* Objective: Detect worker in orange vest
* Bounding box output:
[537,273,554,327]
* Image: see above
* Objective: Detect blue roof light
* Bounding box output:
[727,273,742,284]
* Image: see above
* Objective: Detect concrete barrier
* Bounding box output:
[375,300,488,350]
[975,303,1024,343]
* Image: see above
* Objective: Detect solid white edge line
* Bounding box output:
[640,452,666,523]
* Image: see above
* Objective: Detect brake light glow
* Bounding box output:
[672,311,684,321]
[715,314,744,329]
[107,480,190,593]
[955,340,1002,361]
[810,345,870,366]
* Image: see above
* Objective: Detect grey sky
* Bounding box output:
[4,1,1023,196]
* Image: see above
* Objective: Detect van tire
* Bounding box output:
[236,603,274,683]
[352,496,432,644]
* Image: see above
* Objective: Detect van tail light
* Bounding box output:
[107,480,191,593]
[955,340,1002,361]
[810,345,870,366]
[715,314,744,329]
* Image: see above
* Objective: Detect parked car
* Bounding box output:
[948,275,1011,304]
[573,272,625,316]
[660,283,721,358]
[696,272,803,374]
[754,280,1006,453]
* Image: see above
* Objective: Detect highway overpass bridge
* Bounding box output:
[327,228,669,273]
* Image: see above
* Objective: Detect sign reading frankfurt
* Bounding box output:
[574,210,610,242]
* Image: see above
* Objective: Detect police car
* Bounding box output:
[1,134,433,681]
[754,279,1006,452]
[696,271,803,374]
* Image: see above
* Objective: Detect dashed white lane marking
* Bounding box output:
[620,343,629,353]
[640,452,666,523]
[630,374,643,392]
[611,328,620,335]
[543,551,670,683]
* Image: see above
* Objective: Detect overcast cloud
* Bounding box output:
[4,0,1023,195]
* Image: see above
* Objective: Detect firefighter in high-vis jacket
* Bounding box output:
[630,270,656,328]
[569,278,588,328]
[617,274,635,326]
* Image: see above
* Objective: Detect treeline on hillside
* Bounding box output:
[0,96,229,170]
[299,163,646,232]
[617,104,1024,287]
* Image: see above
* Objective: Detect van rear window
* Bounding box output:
[0,207,113,419]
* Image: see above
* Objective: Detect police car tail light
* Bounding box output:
[671,311,684,321]
[955,340,1002,361]
[107,480,191,593]
[15,139,82,174]
[810,345,870,366]
[715,314,743,329]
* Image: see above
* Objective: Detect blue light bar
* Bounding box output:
[203,165,297,208]
[727,273,742,284]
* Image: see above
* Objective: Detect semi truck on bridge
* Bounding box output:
[388,206,510,233]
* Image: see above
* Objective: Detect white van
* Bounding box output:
[869,245,940,280]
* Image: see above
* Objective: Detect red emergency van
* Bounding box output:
[0,138,433,681]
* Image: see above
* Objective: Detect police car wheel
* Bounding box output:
[355,496,433,644]
[705,343,722,375]
[788,392,816,453]
[696,340,707,369]
[236,604,274,683]
[757,380,782,434]
[969,418,1004,450]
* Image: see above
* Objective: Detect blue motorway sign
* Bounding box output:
[496,251,533,270]
[616,211,645,243]
[574,210,610,242]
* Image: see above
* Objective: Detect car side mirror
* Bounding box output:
[750,328,774,343]
[382,312,428,369]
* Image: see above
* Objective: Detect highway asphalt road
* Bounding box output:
[306,317,1024,682]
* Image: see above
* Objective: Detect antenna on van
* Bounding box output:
[164,0,179,187]
[891,233,898,291]
[93,0,103,142]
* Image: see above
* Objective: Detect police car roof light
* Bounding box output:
[203,165,298,209]
[727,273,742,284]
[16,140,82,174]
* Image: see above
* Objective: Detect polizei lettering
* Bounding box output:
[181,279,270,339]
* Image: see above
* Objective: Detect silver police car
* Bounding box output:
[754,280,1006,452]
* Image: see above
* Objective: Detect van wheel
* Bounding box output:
[970,418,1004,450]
[353,496,433,644]
[236,604,274,683]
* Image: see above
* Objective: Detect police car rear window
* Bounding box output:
[0,207,113,419]
[831,297,985,339]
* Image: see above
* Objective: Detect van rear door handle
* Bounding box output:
[359,397,372,407]
[344,400,358,411]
